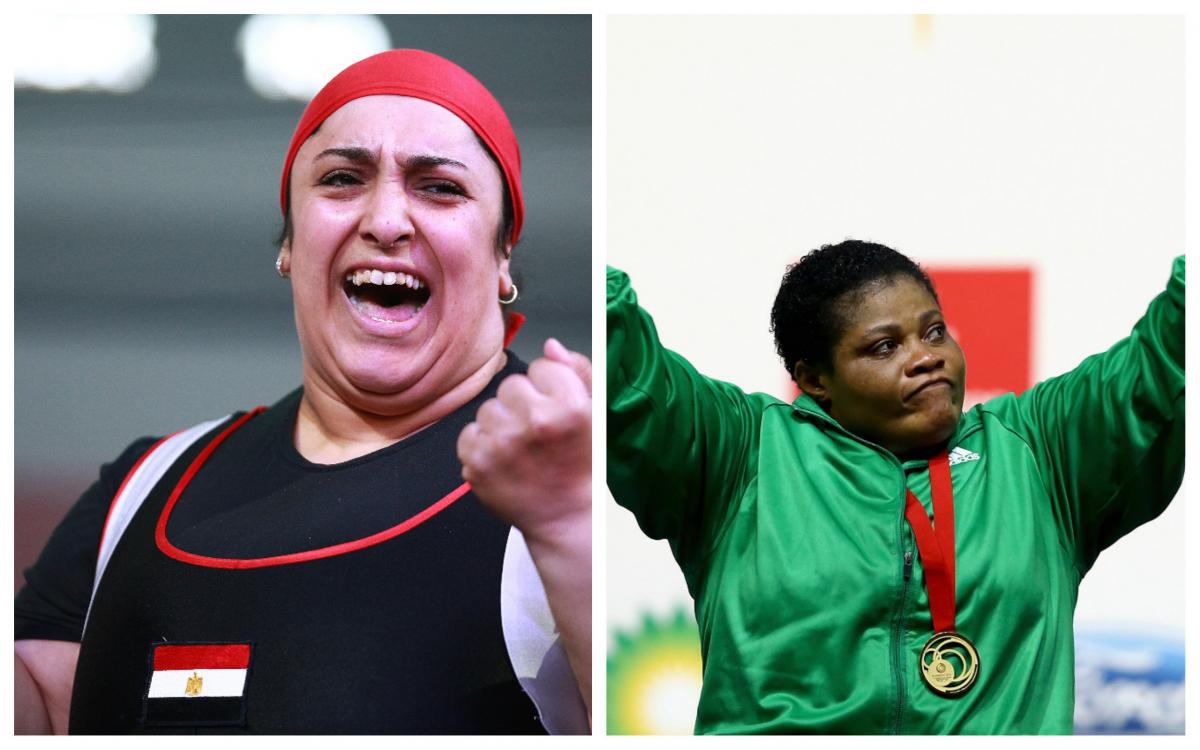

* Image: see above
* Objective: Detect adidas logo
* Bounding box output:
[948,447,981,466]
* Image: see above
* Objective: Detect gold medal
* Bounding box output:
[905,452,980,699]
[920,631,980,697]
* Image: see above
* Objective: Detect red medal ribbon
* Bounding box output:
[903,450,957,633]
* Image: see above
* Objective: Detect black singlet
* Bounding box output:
[24,357,560,734]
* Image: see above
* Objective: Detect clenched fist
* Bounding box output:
[457,338,591,537]
[459,337,593,718]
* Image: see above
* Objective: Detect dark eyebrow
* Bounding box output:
[402,154,469,171]
[312,149,468,173]
[860,309,942,340]
[314,146,376,163]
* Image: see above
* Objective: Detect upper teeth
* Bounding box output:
[346,269,423,289]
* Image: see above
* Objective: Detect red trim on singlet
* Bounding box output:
[154,407,474,570]
[98,433,177,557]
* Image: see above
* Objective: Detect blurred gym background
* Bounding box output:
[14,15,590,591]
[607,15,1183,735]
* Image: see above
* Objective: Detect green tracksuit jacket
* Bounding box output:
[607,257,1184,734]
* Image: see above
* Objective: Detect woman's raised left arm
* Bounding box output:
[457,339,592,727]
[994,256,1184,573]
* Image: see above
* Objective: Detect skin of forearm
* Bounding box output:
[521,504,593,722]
[14,650,54,735]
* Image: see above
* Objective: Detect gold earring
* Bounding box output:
[499,283,519,305]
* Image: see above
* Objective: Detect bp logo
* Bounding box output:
[606,616,1183,734]
[607,609,703,735]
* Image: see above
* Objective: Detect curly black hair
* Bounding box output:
[770,239,939,379]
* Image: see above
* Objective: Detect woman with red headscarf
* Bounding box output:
[15,50,591,735]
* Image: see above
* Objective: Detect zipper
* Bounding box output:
[890,547,914,734]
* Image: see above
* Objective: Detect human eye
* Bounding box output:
[318,170,362,187]
[418,179,467,199]
[869,339,896,356]
[925,323,947,342]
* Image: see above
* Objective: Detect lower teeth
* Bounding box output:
[352,296,424,323]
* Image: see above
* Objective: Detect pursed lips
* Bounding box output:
[908,378,952,400]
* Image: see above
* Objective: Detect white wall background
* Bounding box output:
[607,12,1184,664]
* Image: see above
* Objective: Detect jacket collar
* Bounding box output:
[789,391,978,467]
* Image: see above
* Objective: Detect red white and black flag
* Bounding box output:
[142,643,252,727]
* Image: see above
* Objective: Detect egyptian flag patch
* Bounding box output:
[142,643,252,727]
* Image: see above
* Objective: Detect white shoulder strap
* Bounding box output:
[85,416,229,629]
[500,527,590,735]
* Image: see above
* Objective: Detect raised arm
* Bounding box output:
[990,256,1184,572]
[457,339,592,727]
[607,266,763,566]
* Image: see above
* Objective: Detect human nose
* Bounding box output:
[359,180,414,250]
[906,341,944,375]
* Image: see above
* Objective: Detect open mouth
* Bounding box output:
[343,268,431,324]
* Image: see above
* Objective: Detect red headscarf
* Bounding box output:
[279,49,524,244]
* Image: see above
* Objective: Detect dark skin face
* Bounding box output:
[794,276,966,460]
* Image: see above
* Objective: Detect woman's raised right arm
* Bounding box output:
[607,266,760,563]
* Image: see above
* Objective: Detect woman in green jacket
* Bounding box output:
[606,240,1184,734]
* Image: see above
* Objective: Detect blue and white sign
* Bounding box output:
[1073,630,1184,734]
